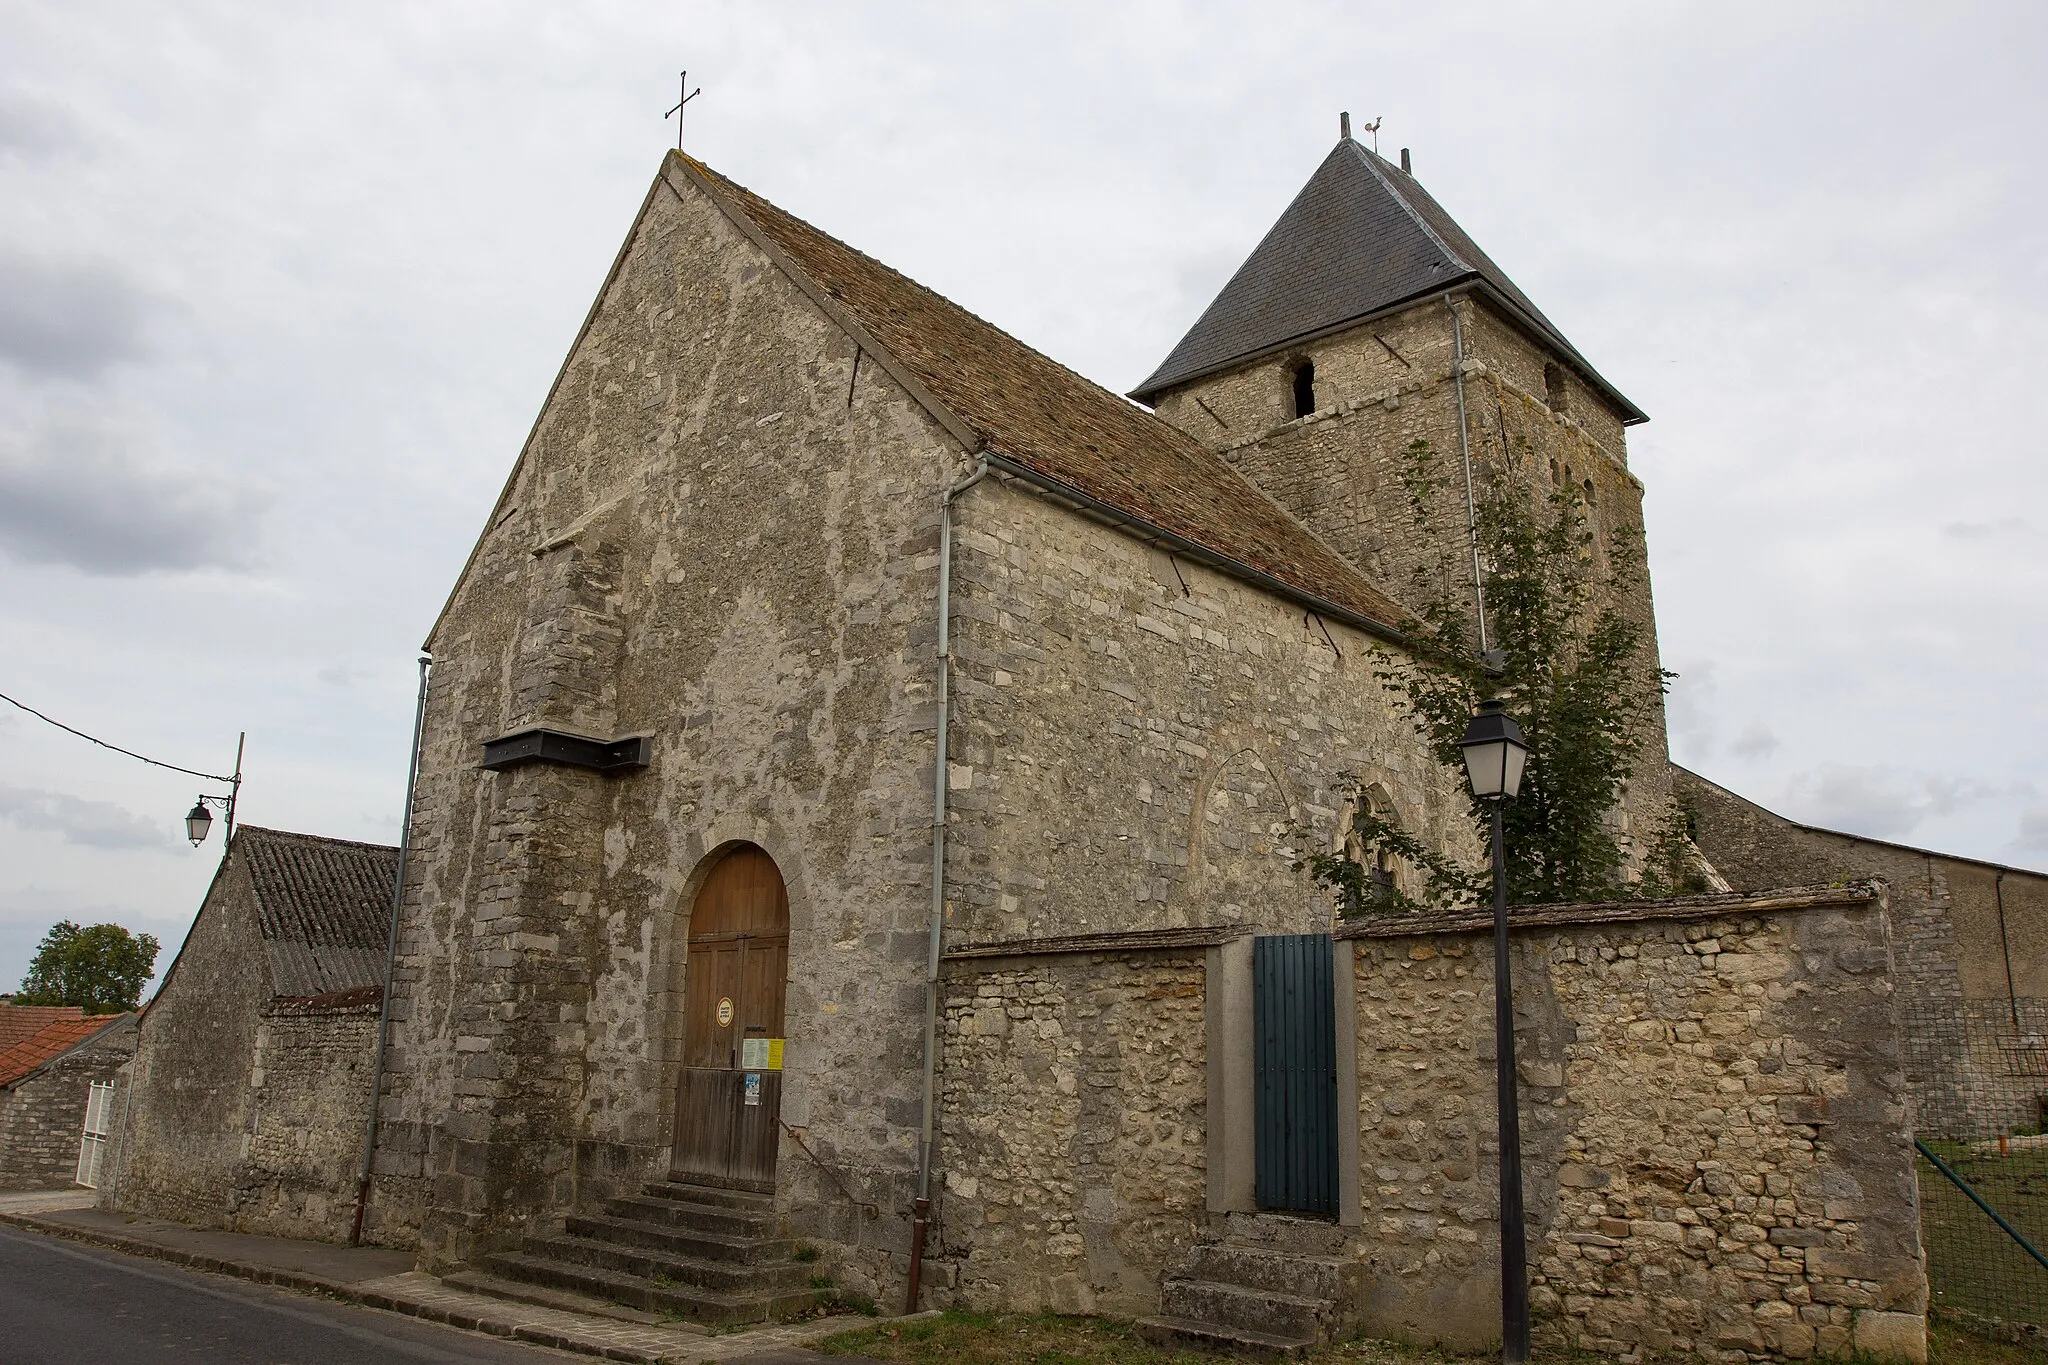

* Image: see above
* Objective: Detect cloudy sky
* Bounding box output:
[2,2,2043,995]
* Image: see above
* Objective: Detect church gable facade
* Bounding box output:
[367,145,1937,1359]
[369,157,977,1265]
[371,146,1475,1277]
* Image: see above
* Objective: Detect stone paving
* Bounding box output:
[0,1198,880,1364]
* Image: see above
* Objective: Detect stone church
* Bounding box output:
[361,133,2043,1359]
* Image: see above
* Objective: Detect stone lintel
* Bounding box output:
[1336,880,1885,941]
[942,924,1251,963]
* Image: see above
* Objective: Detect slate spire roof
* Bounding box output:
[1129,138,1645,424]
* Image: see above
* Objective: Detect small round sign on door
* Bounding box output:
[716,997,734,1028]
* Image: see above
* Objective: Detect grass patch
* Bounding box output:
[1931,1319,2047,1365]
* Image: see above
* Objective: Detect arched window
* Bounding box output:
[1364,786,1400,899]
[1340,784,1405,914]
[1290,359,1316,418]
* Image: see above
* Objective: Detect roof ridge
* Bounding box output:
[672,154,1417,634]
[1344,140,1473,276]
[235,824,399,855]
[687,157,1172,445]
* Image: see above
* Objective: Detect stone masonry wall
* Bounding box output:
[232,1000,381,1240]
[1351,892,1926,1361]
[931,951,1207,1318]
[371,156,967,1277]
[943,474,1480,949]
[1145,294,1672,853]
[1678,767,2048,1140]
[112,852,271,1227]
[0,1026,134,1189]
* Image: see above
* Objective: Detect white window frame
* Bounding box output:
[75,1080,114,1189]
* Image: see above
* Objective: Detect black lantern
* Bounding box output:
[185,799,213,846]
[1459,698,1528,800]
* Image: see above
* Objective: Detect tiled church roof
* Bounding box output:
[676,156,1418,637]
[238,826,398,999]
[1129,138,1644,423]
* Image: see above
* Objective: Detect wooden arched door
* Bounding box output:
[671,845,789,1188]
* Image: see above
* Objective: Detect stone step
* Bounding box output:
[525,1231,811,1294]
[641,1180,776,1212]
[1211,1211,1353,1257]
[1182,1242,1363,1304]
[1160,1278,1334,1343]
[565,1213,804,1269]
[481,1251,827,1326]
[1137,1315,1314,1359]
[604,1193,778,1239]
[587,1208,792,1265]
[439,1269,675,1327]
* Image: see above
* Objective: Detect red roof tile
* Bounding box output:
[0,1004,85,1054]
[0,1014,127,1088]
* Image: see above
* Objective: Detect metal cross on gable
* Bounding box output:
[665,70,702,151]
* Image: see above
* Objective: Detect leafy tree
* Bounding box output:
[1301,438,1706,914]
[15,920,161,1013]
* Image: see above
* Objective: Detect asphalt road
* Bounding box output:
[0,1224,583,1365]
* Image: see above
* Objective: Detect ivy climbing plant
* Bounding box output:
[1301,438,1707,915]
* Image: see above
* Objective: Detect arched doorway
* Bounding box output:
[672,845,789,1188]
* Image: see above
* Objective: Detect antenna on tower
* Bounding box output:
[665,71,702,152]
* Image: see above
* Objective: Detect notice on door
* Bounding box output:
[743,1072,762,1106]
[739,1037,785,1071]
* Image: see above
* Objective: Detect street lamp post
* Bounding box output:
[183,732,245,851]
[1459,698,1532,1365]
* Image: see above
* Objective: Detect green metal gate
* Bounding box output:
[1254,933,1339,1216]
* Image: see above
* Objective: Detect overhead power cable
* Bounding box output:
[0,689,235,784]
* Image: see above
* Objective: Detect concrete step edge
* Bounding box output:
[439,1269,672,1326]
[522,1234,809,1287]
[484,1251,825,1322]
[1136,1315,1313,1358]
[1162,1277,1335,1312]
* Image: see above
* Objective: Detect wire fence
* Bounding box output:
[1910,997,2048,1338]
[1917,1138,2048,1332]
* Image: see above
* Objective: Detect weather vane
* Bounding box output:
[1361,116,1383,154]
[665,70,702,152]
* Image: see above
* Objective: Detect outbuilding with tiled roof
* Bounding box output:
[105,825,397,1241]
[0,1010,135,1190]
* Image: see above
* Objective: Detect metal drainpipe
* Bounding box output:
[1446,294,1490,655]
[907,455,990,1313]
[350,653,432,1246]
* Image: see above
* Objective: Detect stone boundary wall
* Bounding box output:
[1351,885,1927,1362]
[930,949,1208,1318]
[1678,766,2048,1142]
[231,998,381,1240]
[0,1027,135,1190]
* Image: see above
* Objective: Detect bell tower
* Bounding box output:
[1130,132,1674,830]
